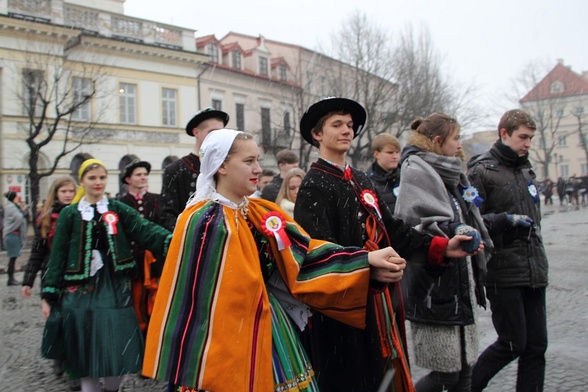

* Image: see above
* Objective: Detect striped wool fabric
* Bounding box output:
[143,198,372,391]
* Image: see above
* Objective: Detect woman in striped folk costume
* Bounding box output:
[143,129,406,392]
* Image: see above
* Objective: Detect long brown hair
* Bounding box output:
[39,176,77,238]
[275,168,306,205]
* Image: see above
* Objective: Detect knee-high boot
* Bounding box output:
[7,257,21,286]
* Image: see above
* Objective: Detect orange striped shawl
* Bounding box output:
[143,198,372,391]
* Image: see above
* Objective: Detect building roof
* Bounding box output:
[196,35,220,48]
[521,62,588,102]
[221,41,244,54]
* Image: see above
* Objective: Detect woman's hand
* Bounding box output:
[22,285,32,298]
[41,299,51,320]
[446,235,484,258]
[367,247,406,283]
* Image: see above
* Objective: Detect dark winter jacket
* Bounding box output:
[396,139,490,326]
[22,202,66,288]
[260,176,283,202]
[368,161,400,214]
[160,153,200,231]
[467,141,548,288]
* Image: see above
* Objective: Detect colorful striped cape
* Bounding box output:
[143,198,372,391]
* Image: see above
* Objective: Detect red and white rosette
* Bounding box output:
[360,189,381,219]
[103,211,119,235]
[261,211,291,250]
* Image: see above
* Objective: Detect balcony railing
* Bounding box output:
[7,0,51,22]
[7,0,192,51]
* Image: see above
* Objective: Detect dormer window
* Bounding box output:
[232,50,241,69]
[550,80,564,94]
[278,64,287,81]
[259,56,268,76]
[207,42,219,63]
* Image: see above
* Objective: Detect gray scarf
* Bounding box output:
[396,152,493,271]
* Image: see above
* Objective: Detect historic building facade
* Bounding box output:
[1,0,397,205]
[0,0,207,200]
[520,60,588,179]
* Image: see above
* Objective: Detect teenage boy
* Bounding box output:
[160,108,228,231]
[467,109,548,392]
[261,149,299,202]
[294,97,474,392]
[368,133,402,214]
[250,169,275,198]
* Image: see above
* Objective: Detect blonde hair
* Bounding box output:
[275,168,306,205]
[72,159,107,203]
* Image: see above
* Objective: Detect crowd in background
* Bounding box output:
[0,101,558,392]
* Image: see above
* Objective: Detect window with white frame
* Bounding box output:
[560,164,569,177]
[162,88,177,127]
[259,56,268,76]
[72,77,91,122]
[236,103,245,131]
[558,135,567,147]
[207,43,218,63]
[283,111,291,138]
[574,106,585,116]
[119,83,136,124]
[261,107,271,145]
[22,69,45,117]
[581,163,588,175]
[278,64,287,81]
[556,108,564,118]
[232,50,241,69]
[550,81,564,94]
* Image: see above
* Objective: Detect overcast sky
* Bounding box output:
[125,0,587,131]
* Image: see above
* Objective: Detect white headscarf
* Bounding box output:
[186,129,242,207]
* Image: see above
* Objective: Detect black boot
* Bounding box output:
[7,257,21,286]
[53,359,64,376]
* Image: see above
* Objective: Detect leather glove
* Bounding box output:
[506,214,534,229]
[454,224,481,254]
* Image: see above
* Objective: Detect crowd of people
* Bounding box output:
[2,100,551,392]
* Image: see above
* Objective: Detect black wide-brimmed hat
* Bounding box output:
[299,97,367,146]
[121,160,151,183]
[185,108,230,136]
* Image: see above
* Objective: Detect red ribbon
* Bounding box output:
[102,211,119,235]
[260,212,291,250]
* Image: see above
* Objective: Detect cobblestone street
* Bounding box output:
[1,203,587,391]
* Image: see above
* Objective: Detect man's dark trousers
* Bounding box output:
[472,286,547,392]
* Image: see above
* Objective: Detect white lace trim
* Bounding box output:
[78,196,109,221]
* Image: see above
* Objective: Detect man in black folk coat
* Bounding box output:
[294,98,473,392]
[119,159,164,333]
[159,108,229,231]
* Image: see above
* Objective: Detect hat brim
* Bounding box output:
[185,110,230,136]
[122,161,151,183]
[299,98,367,146]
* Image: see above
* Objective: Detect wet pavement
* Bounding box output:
[1,202,587,391]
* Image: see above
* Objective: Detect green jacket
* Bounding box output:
[41,199,172,301]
